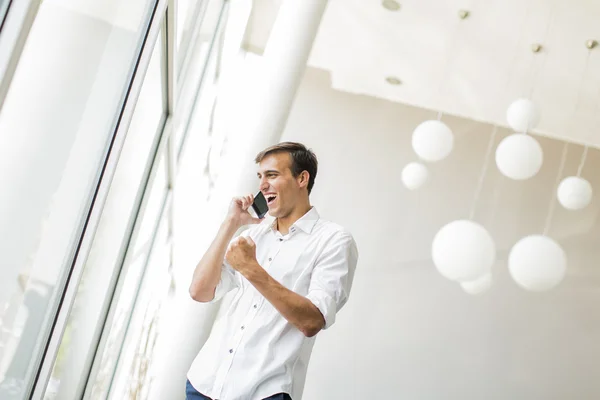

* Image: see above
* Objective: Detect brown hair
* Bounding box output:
[255,142,318,194]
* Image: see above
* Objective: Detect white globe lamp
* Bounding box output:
[401,162,429,190]
[412,120,454,162]
[507,98,540,132]
[557,176,593,210]
[495,133,543,180]
[432,220,496,282]
[460,272,492,295]
[508,235,567,292]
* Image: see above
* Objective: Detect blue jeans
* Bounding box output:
[186,380,291,400]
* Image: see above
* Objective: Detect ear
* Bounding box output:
[297,171,310,189]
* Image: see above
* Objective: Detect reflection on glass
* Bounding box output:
[0,0,156,399]
[41,27,165,400]
[174,0,227,154]
[88,149,168,399]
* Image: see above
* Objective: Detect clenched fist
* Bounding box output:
[225,236,259,275]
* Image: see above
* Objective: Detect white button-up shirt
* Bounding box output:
[187,208,358,400]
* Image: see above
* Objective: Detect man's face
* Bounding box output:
[257,152,303,218]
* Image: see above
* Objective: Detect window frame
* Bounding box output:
[176,0,210,81]
[176,0,229,159]
[0,0,40,110]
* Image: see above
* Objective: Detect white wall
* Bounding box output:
[281,68,600,399]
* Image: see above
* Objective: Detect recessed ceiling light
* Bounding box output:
[382,0,401,11]
[458,9,470,19]
[386,76,402,85]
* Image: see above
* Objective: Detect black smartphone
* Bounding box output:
[251,191,269,219]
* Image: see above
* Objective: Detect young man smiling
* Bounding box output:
[186,142,358,400]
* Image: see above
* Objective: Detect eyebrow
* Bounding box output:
[257,170,280,177]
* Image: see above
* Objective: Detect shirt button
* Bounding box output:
[241,326,245,330]
[279,238,283,242]
[253,304,257,308]
[268,257,272,261]
[229,349,233,354]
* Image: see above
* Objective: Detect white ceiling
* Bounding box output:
[242,0,600,148]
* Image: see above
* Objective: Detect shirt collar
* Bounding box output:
[269,207,320,235]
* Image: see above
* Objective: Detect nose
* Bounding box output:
[259,177,269,192]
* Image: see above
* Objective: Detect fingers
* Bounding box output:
[235,194,255,211]
[230,237,244,247]
[233,236,255,248]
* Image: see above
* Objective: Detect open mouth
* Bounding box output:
[265,194,277,205]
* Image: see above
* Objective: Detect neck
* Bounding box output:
[276,201,312,235]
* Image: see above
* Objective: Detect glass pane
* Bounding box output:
[131,151,169,257]
[176,0,204,68]
[88,148,168,399]
[41,27,165,400]
[0,0,157,398]
[174,0,226,154]
[178,41,218,170]
[107,213,171,400]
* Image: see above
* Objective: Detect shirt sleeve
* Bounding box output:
[208,262,239,303]
[207,228,255,303]
[306,231,359,329]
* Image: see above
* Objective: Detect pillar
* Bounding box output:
[235,0,329,195]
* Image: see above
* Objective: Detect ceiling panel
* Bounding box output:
[244,0,600,148]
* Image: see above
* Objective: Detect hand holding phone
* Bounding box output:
[227,194,265,227]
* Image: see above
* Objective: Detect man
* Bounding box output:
[186,142,358,400]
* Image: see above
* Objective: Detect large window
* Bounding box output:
[41,23,168,400]
[0,0,241,397]
[0,0,158,399]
